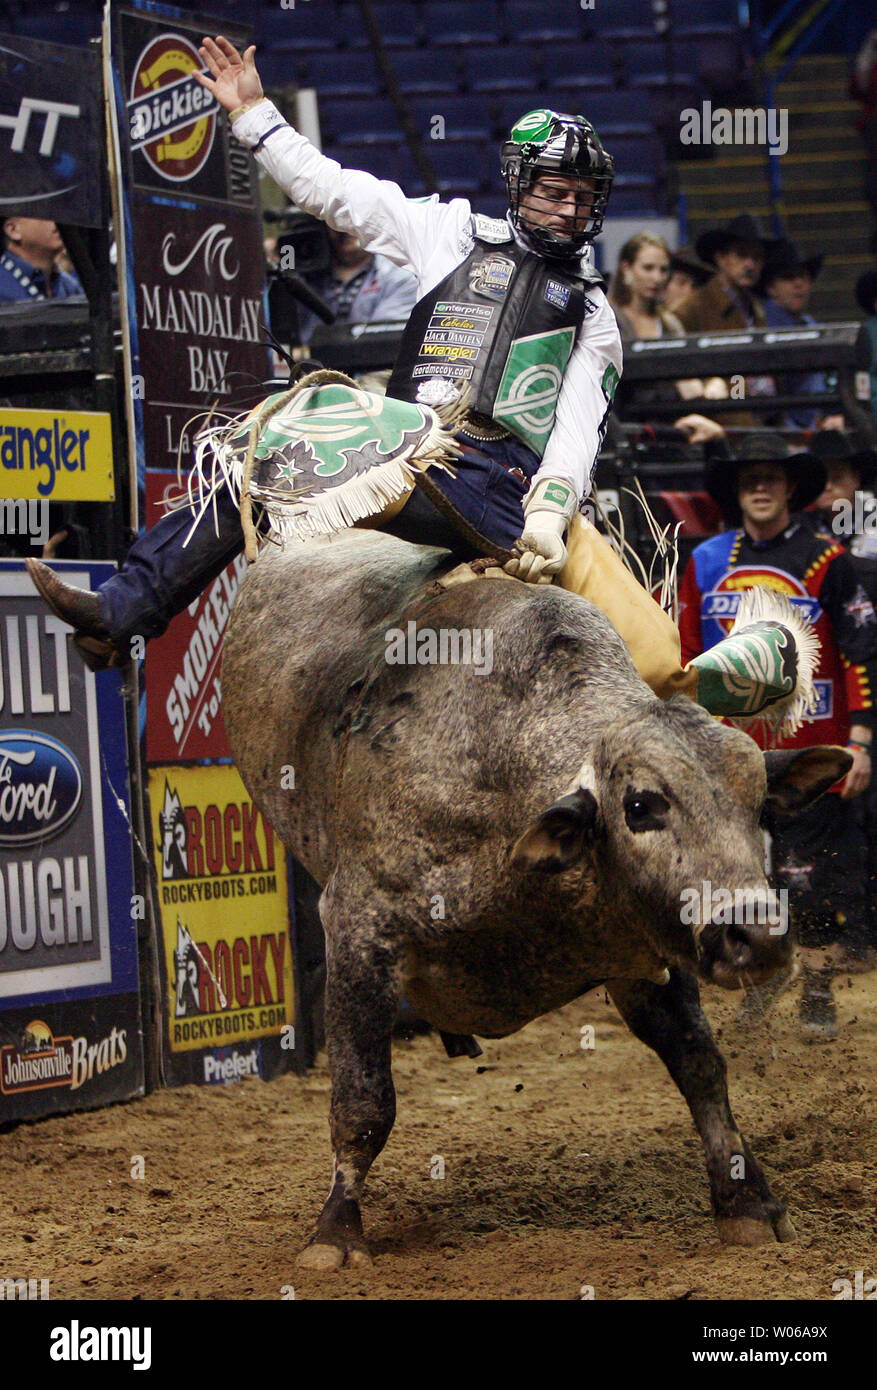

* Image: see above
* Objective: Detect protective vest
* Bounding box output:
[387,215,602,458]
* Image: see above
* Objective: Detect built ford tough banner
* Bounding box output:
[0,561,144,1122]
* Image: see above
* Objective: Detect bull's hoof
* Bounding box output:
[715,1212,796,1246]
[295,1240,373,1271]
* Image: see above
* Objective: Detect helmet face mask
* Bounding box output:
[501,109,614,258]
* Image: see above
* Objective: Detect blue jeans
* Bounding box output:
[99,435,537,644]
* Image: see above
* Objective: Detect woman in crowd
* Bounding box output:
[609,231,722,406]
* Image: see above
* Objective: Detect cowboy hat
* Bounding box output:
[808,428,877,489]
[695,214,768,267]
[758,237,823,295]
[668,243,712,287]
[705,431,826,525]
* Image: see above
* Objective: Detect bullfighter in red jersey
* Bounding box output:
[679,433,877,1037]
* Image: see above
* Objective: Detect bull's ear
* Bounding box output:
[511,789,599,873]
[764,746,853,813]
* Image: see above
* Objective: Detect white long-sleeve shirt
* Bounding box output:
[233,100,623,500]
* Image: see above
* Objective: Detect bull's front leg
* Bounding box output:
[296,909,401,1271]
[607,968,796,1246]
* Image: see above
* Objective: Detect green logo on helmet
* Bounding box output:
[510,109,558,146]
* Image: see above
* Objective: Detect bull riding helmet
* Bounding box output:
[501,108,614,258]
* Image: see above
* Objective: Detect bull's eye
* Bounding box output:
[624,790,670,832]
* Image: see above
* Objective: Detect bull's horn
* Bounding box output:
[685,588,820,738]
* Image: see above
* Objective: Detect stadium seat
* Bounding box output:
[12,8,98,43]
[427,142,498,195]
[254,6,338,51]
[590,0,659,39]
[300,50,381,96]
[320,96,401,145]
[325,141,416,187]
[341,2,423,49]
[616,39,678,79]
[463,45,543,93]
[676,28,744,90]
[504,0,585,44]
[607,174,661,214]
[551,40,618,85]
[408,94,496,141]
[546,89,647,130]
[258,51,305,89]
[605,132,665,178]
[393,50,461,94]
[422,1,502,47]
[671,0,740,24]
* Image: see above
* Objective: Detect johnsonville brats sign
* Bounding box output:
[0,561,144,1122]
[148,763,304,1084]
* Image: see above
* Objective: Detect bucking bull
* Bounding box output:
[221,528,850,1270]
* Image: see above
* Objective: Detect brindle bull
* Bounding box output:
[221,530,849,1269]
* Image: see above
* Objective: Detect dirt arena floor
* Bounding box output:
[2,968,876,1301]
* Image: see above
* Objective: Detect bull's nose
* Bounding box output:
[698,895,792,988]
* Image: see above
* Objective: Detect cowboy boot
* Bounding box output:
[25,558,126,672]
[685,587,819,733]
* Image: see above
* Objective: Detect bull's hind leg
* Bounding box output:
[607,968,795,1246]
[296,914,400,1271]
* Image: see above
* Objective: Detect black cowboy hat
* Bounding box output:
[808,428,877,489]
[669,243,713,287]
[855,268,877,316]
[758,237,823,295]
[695,214,768,267]
[704,431,826,525]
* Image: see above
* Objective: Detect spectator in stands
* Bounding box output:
[758,237,827,429]
[675,214,767,333]
[811,428,877,972]
[856,268,877,414]
[679,432,877,1033]
[663,244,712,315]
[609,231,722,408]
[294,226,418,345]
[675,214,772,421]
[609,231,682,342]
[0,214,83,304]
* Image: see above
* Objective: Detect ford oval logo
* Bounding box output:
[0,730,83,847]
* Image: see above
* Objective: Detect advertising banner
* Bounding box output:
[109,2,270,487]
[143,469,241,763]
[0,32,102,227]
[0,561,144,1121]
[0,408,114,502]
[147,763,305,1084]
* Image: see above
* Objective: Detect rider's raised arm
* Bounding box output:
[536,290,622,503]
[195,35,467,283]
[233,103,467,285]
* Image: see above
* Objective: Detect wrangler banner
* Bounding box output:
[0,408,114,502]
[148,763,305,1085]
[0,561,144,1122]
